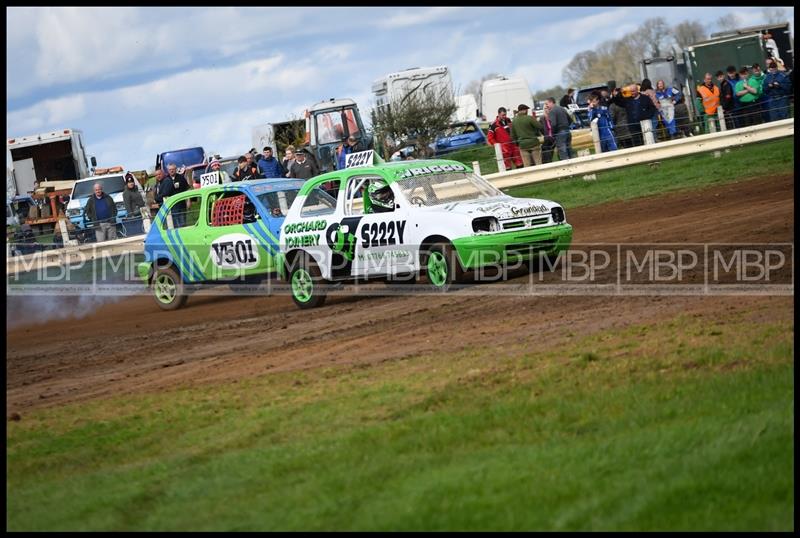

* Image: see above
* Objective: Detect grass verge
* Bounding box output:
[503,138,794,209]
[443,137,793,207]
[7,309,794,531]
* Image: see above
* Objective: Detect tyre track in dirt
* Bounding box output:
[6,174,794,413]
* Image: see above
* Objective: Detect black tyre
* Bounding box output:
[152,265,187,310]
[422,243,465,292]
[288,254,327,309]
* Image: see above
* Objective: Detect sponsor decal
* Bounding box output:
[475,201,515,213]
[284,220,327,234]
[356,249,412,262]
[399,163,467,179]
[360,220,407,248]
[210,233,260,269]
[325,217,363,262]
[345,150,374,169]
[510,204,548,216]
[286,234,321,248]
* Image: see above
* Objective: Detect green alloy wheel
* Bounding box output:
[289,255,327,309]
[152,266,187,310]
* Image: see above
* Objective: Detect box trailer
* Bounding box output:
[7,128,92,197]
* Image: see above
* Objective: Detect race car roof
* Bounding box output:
[297,159,473,196]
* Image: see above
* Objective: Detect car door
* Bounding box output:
[285,176,345,280]
[344,174,413,278]
[201,187,281,281]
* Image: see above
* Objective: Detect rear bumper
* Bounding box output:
[452,223,573,270]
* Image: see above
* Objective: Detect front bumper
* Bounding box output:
[452,223,573,270]
[137,261,152,283]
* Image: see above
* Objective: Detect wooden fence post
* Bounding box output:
[472,161,481,176]
[641,120,655,145]
[494,143,506,173]
[590,118,602,154]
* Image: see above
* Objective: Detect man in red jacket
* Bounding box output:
[487,107,522,170]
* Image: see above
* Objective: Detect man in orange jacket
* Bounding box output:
[696,72,721,133]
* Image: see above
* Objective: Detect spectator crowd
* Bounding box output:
[486,55,792,169]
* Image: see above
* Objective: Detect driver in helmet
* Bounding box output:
[366,179,394,213]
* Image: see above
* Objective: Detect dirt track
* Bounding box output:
[6,174,794,413]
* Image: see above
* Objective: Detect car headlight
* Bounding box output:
[67,208,82,217]
[551,206,565,224]
[116,202,125,212]
[472,216,500,233]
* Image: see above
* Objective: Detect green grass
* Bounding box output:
[442,137,793,206]
[7,313,793,531]
[504,138,793,209]
[444,133,596,175]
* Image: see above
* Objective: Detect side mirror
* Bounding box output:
[90,156,97,167]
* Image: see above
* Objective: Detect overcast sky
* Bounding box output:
[6,6,794,172]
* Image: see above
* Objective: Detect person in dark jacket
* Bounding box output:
[510,103,543,167]
[608,88,631,148]
[84,182,118,242]
[282,145,296,178]
[539,111,556,164]
[763,59,791,122]
[289,148,320,180]
[161,163,191,227]
[559,88,575,108]
[122,173,146,235]
[724,65,741,128]
[232,156,261,182]
[612,84,657,146]
[257,147,285,178]
[716,70,736,130]
[544,98,575,160]
[336,136,365,170]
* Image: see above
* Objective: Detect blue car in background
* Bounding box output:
[433,121,487,155]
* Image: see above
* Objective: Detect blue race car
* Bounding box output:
[433,121,487,155]
[137,178,306,310]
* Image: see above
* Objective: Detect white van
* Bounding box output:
[480,75,533,120]
[66,172,143,229]
[453,94,479,122]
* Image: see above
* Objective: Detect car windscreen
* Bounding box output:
[575,87,608,107]
[442,123,477,138]
[256,188,301,217]
[72,176,126,198]
[395,171,503,207]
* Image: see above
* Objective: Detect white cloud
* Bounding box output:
[379,7,461,28]
[511,59,573,92]
[540,8,629,43]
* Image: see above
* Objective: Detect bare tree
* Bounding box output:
[464,73,499,101]
[762,7,787,24]
[370,86,458,159]
[532,85,567,102]
[272,114,306,155]
[672,20,707,50]
[715,13,741,32]
[562,50,599,87]
[637,17,673,58]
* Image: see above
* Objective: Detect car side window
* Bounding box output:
[208,191,262,227]
[299,185,339,218]
[257,189,299,218]
[344,175,381,216]
[164,195,202,229]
